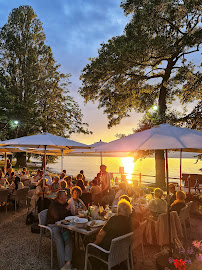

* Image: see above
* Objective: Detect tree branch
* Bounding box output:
[178,46,200,59]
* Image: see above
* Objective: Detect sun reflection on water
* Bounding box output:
[121,157,135,184]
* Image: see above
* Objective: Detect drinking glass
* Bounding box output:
[99,205,104,214]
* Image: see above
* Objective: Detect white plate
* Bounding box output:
[74,218,88,224]
[87,220,105,228]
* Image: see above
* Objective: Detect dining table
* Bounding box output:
[56,217,106,251]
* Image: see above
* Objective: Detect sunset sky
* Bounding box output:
[0,0,199,145]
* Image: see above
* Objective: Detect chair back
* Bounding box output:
[131,220,147,250]
[179,205,189,223]
[16,187,29,201]
[0,189,9,202]
[38,209,48,233]
[186,201,193,214]
[108,232,133,268]
[39,209,48,225]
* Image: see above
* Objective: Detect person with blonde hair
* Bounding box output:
[140,188,167,219]
[170,190,186,215]
[94,199,132,250]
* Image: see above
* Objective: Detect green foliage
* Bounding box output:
[80,0,201,127]
[0,5,91,141]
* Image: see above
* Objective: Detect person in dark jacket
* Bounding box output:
[170,190,186,216]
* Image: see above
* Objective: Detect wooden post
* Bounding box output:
[139,173,141,185]
[180,149,182,190]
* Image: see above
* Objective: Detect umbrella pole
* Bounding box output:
[4,152,7,174]
[180,149,182,190]
[43,145,47,202]
[166,150,172,256]
[61,149,64,172]
[100,152,103,165]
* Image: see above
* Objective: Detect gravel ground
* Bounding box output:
[0,205,201,270]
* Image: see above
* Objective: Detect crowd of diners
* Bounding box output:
[0,161,189,270]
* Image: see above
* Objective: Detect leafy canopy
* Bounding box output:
[0,5,91,140]
[79,0,202,128]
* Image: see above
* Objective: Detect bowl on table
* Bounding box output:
[74,218,88,228]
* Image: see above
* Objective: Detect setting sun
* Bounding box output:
[121,157,135,184]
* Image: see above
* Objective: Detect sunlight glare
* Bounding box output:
[121,157,135,184]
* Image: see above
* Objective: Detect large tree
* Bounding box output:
[79,0,202,187]
[0,5,90,166]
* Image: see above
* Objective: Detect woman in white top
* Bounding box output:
[68,186,87,215]
[30,178,48,208]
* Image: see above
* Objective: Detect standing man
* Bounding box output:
[47,190,75,270]
[100,165,111,196]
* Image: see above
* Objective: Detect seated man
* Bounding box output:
[47,190,75,270]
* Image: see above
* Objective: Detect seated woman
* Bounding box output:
[21,167,29,176]
[112,182,127,206]
[76,173,86,192]
[6,168,15,184]
[68,186,87,215]
[51,176,60,192]
[9,176,24,195]
[30,178,48,209]
[170,190,186,215]
[64,175,72,189]
[140,188,167,220]
[59,180,67,190]
[90,179,101,195]
[94,199,132,248]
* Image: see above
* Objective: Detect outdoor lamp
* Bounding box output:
[14,120,19,125]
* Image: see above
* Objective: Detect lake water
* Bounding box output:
[48,156,202,184]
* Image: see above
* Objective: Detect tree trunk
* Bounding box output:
[155,150,166,188]
[15,152,27,168]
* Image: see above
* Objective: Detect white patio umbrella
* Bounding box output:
[24,147,73,172]
[94,124,202,153]
[2,133,90,181]
[0,146,25,173]
[94,123,202,188]
[94,123,202,255]
[69,140,107,165]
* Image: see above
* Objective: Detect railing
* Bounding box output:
[109,172,182,186]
